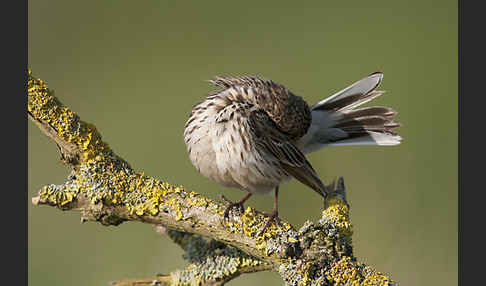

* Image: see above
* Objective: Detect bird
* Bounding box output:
[183,72,401,230]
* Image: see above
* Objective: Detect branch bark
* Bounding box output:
[28,70,395,286]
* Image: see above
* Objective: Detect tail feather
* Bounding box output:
[335,115,399,130]
[342,106,397,119]
[297,72,402,154]
[313,71,384,110]
[316,90,384,112]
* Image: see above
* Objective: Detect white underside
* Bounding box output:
[185,101,291,195]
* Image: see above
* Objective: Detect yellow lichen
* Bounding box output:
[28,72,110,165]
[322,197,353,238]
[39,185,79,207]
[240,208,273,252]
[240,256,262,268]
[240,208,263,236]
[167,198,183,221]
[362,272,392,286]
[326,257,393,286]
[296,262,313,286]
[186,192,210,208]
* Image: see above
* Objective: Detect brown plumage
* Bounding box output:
[209,76,312,139]
[184,72,401,230]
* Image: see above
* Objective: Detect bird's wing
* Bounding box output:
[249,110,328,198]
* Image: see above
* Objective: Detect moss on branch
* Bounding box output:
[29,70,395,286]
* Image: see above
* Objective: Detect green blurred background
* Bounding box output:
[28,1,457,285]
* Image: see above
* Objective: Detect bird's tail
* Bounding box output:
[297,72,402,154]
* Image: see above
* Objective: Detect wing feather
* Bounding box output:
[249,110,327,197]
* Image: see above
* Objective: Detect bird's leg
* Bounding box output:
[262,185,281,232]
[221,193,252,219]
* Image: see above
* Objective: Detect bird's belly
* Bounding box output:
[211,120,292,195]
[185,107,292,195]
[185,119,230,186]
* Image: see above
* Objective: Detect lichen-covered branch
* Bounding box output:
[28,70,395,286]
[112,227,273,286]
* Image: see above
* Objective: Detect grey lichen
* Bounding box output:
[167,230,265,286]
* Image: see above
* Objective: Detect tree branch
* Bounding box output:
[28,70,395,286]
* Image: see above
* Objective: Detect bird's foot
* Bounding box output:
[260,210,281,234]
[221,194,246,219]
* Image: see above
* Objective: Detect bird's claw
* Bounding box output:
[259,210,281,235]
[221,194,245,219]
